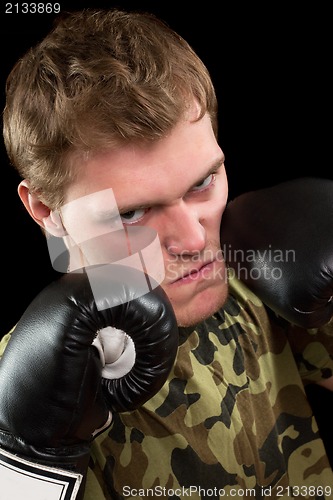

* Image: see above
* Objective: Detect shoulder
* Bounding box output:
[223,270,273,330]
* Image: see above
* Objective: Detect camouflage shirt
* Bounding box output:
[86,276,333,499]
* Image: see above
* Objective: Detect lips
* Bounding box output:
[169,260,214,284]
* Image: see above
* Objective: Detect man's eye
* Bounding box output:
[191,173,215,192]
[120,208,147,224]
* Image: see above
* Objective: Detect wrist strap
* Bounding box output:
[0,448,82,500]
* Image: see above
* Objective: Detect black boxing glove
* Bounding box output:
[220,177,333,328]
[0,265,178,500]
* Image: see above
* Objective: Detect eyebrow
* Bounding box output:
[103,154,226,216]
[188,154,225,191]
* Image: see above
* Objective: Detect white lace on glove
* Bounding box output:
[92,327,136,379]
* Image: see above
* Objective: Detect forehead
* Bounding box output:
[64,114,222,208]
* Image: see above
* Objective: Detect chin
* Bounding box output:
[171,281,229,328]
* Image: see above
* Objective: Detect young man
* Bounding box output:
[1,7,333,500]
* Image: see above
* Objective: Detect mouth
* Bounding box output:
[168,260,216,286]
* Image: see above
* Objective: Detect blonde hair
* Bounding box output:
[3,8,217,209]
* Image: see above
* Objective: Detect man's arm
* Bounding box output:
[0,265,178,499]
[220,177,333,388]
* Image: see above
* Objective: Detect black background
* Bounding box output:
[1,1,331,336]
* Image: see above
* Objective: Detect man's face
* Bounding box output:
[61,113,229,326]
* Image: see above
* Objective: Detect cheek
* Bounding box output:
[203,202,224,235]
[204,181,228,230]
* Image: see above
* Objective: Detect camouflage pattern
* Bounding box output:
[1,275,333,499]
[87,275,333,499]
[286,318,333,385]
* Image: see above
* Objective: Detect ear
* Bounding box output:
[18,180,68,237]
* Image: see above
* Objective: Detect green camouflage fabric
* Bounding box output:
[86,275,333,499]
[286,318,333,386]
[1,275,333,499]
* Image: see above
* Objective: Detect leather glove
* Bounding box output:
[0,265,178,499]
[220,177,333,328]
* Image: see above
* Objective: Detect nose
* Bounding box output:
[161,201,206,255]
